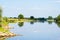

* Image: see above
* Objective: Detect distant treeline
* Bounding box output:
[6,14,60,22]
[2,14,60,27]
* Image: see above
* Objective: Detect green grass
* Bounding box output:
[2,20,8,25]
[0,27,9,33]
[0,19,9,33]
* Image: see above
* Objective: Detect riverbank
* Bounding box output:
[8,19,34,23]
[0,20,18,38]
[0,32,16,37]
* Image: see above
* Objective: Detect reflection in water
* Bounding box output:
[0,37,11,40]
[0,20,17,40]
[17,20,60,28]
[0,37,9,40]
[39,20,45,23]
[30,21,34,24]
[55,22,60,27]
[0,37,5,40]
[18,22,24,27]
[56,23,60,27]
[0,18,60,40]
[47,21,53,24]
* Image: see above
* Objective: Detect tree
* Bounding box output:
[55,14,60,22]
[14,17,17,19]
[18,14,24,19]
[48,16,53,20]
[38,18,46,21]
[3,17,8,22]
[30,16,34,19]
[0,7,2,19]
[10,17,12,18]
[0,7,2,27]
[56,15,60,20]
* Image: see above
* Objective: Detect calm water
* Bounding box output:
[5,22,60,40]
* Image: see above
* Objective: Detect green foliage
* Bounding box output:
[0,8,2,27]
[18,14,24,19]
[14,17,17,19]
[0,8,2,17]
[9,17,13,18]
[0,27,9,33]
[3,17,8,22]
[48,16,53,20]
[56,15,60,20]
[9,20,16,23]
[30,16,34,19]
[2,20,8,25]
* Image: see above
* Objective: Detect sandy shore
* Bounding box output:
[0,32,17,37]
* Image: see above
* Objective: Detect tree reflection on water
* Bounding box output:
[17,20,60,28]
[18,22,24,27]
[55,21,60,27]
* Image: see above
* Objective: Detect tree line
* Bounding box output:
[7,14,60,22]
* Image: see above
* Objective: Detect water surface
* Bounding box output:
[4,22,60,40]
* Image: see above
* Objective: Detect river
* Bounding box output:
[3,21,60,40]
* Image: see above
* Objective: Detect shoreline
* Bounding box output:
[0,32,17,37]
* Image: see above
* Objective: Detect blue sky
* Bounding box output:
[0,0,60,18]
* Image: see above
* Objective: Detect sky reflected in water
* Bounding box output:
[5,22,60,40]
